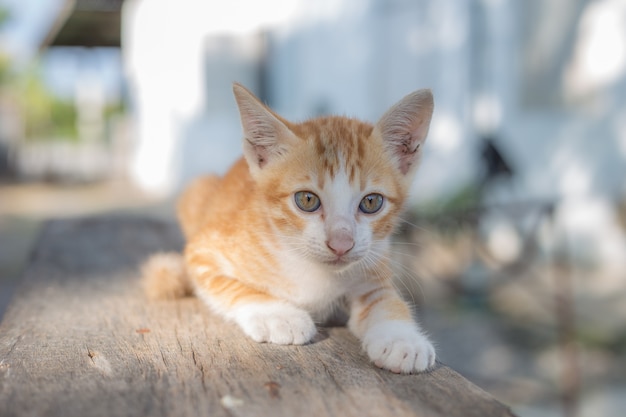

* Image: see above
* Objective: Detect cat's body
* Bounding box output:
[143,84,436,373]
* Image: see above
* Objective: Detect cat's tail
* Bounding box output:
[141,252,194,300]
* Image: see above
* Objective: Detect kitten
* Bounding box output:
[142,84,436,373]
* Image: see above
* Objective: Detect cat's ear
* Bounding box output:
[375,89,434,176]
[233,83,296,175]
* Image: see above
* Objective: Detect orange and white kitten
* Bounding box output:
[143,84,436,373]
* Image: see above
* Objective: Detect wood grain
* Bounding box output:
[0,216,517,417]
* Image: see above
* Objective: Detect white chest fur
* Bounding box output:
[276,251,357,316]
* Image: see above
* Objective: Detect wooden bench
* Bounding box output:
[0,216,517,417]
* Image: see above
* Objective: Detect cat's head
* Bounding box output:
[233,84,434,271]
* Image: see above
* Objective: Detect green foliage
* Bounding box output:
[415,183,482,217]
[0,7,13,84]
[0,6,79,142]
[104,100,126,119]
[0,7,9,26]
[0,54,11,84]
[49,98,78,138]
[18,63,78,141]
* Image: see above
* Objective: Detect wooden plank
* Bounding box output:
[0,216,517,417]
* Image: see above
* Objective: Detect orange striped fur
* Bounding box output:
[142,84,436,373]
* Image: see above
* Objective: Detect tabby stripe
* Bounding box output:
[358,297,384,322]
[206,275,274,306]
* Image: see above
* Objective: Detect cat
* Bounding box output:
[142,83,436,374]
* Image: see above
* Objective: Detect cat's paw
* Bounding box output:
[363,321,436,374]
[237,303,317,345]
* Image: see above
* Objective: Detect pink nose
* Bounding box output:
[326,233,354,256]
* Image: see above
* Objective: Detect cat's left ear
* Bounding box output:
[375,89,434,176]
[233,83,297,176]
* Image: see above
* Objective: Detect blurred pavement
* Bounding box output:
[0,179,171,318]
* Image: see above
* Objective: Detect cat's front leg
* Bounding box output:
[348,285,436,374]
[193,274,316,345]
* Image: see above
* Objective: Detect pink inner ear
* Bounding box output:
[376,90,434,175]
[245,139,270,168]
[396,141,421,175]
[384,119,428,175]
[234,85,293,170]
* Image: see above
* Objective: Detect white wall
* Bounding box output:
[121,0,297,196]
[269,0,476,203]
[121,0,626,266]
[122,0,478,201]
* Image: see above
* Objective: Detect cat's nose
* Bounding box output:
[326,231,354,256]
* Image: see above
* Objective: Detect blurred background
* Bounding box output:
[0,0,625,416]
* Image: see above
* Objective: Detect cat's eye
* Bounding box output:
[359,193,384,214]
[294,191,321,212]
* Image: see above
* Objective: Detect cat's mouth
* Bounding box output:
[326,258,348,266]
[322,255,359,269]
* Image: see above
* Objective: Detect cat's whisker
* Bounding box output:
[389,240,425,249]
[358,252,390,290]
[369,250,425,305]
[397,216,428,231]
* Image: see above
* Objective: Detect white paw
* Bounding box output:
[363,322,436,374]
[237,303,317,345]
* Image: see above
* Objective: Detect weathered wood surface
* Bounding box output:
[0,216,517,417]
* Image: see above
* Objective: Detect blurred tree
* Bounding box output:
[0,6,77,142]
[0,5,15,177]
[0,7,10,84]
[19,63,77,141]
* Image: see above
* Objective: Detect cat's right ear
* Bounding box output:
[233,83,296,176]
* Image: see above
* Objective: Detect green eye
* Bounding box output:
[359,193,384,214]
[294,191,321,212]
